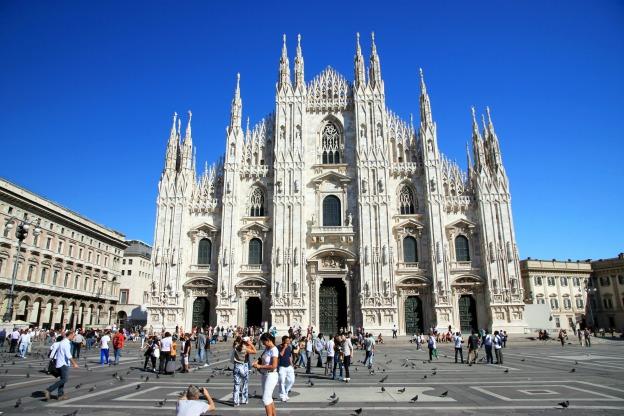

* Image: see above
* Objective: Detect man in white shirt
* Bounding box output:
[99,330,111,365]
[159,332,173,374]
[18,329,32,358]
[9,328,20,354]
[305,334,313,374]
[453,332,464,364]
[493,330,503,365]
[325,336,335,376]
[45,331,78,400]
[392,323,398,339]
[481,331,494,364]
[176,385,215,416]
[314,334,325,368]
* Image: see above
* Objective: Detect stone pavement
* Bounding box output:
[0,336,623,415]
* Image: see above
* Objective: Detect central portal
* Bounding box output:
[246,297,262,327]
[319,278,347,335]
[192,297,211,329]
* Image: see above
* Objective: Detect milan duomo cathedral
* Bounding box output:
[146,34,528,335]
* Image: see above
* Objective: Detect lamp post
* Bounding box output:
[2,217,41,322]
[585,286,597,331]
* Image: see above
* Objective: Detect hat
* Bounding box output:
[242,336,250,342]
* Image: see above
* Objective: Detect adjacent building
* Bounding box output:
[0,178,127,329]
[116,239,152,328]
[147,34,527,335]
[519,258,592,331]
[590,254,624,330]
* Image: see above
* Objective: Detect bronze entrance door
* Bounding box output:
[319,279,347,335]
[458,295,477,333]
[404,296,424,335]
[192,297,210,329]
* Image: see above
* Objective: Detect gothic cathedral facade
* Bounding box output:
[147,34,528,335]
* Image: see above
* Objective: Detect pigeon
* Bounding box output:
[521,358,526,362]
[89,385,97,392]
[379,375,388,383]
[145,376,149,383]
[112,372,118,378]
[574,361,579,365]
[410,395,419,403]
[136,384,142,390]
[423,375,427,379]
[126,370,131,375]
[558,400,570,408]
[156,373,160,379]
[119,376,125,381]
[504,368,509,373]
[1,382,6,389]
[206,378,211,383]
[432,370,437,376]
[386,360,392,364]
[62,411,78,416]
[328,397,339,406]
[330,392,337,399]
[26,372,30,378]
[354,408,363,415]
[307,378,314,387]
[75,383,82,389]
[440,391,448,397]
[15,398,21,408]
[156,400,165,407]
[570,368,576,373]
[398,387,406,393]
[380,386,386,392]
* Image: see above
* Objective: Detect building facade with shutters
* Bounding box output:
[0,178,126,329]
[147,34,527,335]
[590,254,624,330]
[519,258,592,331]
[117,240,152,328]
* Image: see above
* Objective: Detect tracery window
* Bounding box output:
[403,236,418,263]
[249,187,265,217]
[454,235,470,262]
[198,238,212,265]
[321,122,341,164]
[248,238,263,265]
[322,195,341,226]
[398,186,416,215]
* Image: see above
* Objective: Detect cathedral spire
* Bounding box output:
[184,110,192,143]
[278,34,291,90]
[484,106,503,170]
[354,32,366,88]
[164,112,179,171]
[419,68,433,127]
[368,32,382,89]
[471,107,487,174]
[230,73,242,131]
[294,34,305,90]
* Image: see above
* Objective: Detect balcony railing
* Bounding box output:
[309,225,355,243]
[239,264,268,273]
[397,262,420,270]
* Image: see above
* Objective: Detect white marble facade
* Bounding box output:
[146,34,528,335]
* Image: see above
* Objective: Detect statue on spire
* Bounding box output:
[294,34,305,90]
[278,34,291,90]
[230,73,242,130]
[419,68,433,126]
[368,32,382,89]
[354,32,366,88]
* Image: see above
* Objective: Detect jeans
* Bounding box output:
[299,350,307,368]
[47,365,69,397]
[73,343,82,359]
[9,339,17,353]
[86,338,94,350]
[454,347,464,363]
[278,366,295,399]
[159,351,171,373]
[484,345,493,363]
[19,342,29,358]
[233,362,249,405]
[332,357,343,379]
[144,354,156,370]
[114,348,122,365]
[196,347,206,363]
[494,348,503,364]
[305,351,312,374]
[428,347,434,361]
[343,355,351,379]
[316,351,323,367]
[100,348,110,364]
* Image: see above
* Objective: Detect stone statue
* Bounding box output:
[378,179,384,193]
[347,211,353,226]
[382,245,388,265]
[293,281,299,297]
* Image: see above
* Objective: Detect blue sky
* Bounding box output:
[0,1,622,260]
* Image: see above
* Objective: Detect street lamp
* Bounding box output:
[2,217,41,322]
[585,286,597,331]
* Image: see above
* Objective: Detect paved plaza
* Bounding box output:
[0,336,623,415]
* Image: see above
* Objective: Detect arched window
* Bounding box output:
[249,187,265,217]
[399,186,416,214]
[455,235,470,261]
[322,195,341,226]
[403,236,418,263]
[321,122,341,164]
[248,238,263,265]
[198,238,212,265]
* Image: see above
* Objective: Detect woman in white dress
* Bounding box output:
[252,333,279,416]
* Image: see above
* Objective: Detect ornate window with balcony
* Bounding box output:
[249,187,265,217]
[322,195,341,226]
[248,238,263,265]
[321,122,341,164]
[197,238,212,265]
[454,235,470,262]
[398,185,416,215]
[403,236,418,263]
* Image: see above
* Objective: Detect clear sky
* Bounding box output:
[0,1,622,260]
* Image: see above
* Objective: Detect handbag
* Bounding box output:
[48,350,60,378]
[152,347,160,358]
